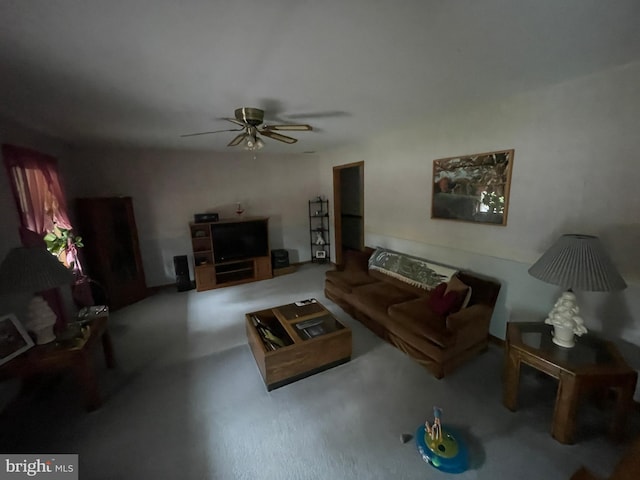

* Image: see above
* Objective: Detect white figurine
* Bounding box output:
[544,291,587,348]
[315,232,325,245]
[572,315,588,336]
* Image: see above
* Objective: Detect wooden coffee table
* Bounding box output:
[246,299,352,390]
[503,321,637,444]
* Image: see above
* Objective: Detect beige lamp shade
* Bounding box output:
[528,234,626,292]
[0,247,74,345]
[0,247,74,294]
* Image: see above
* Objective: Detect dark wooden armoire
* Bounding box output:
[75,196,148,310]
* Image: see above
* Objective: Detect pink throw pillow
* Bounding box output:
[427,282,465,317]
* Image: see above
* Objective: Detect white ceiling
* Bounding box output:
[1,0,639,154]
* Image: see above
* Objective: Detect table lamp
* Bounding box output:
[528,234,626,348]
[0,247,74,344]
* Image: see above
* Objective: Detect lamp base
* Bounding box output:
[551,325,576,348]
[25,295,57,345]
[544,291,587,349]
[30,325,57,345]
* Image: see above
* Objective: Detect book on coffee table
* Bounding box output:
[295,317,328,339]
[302,324,325,338]
[251,315,287,349]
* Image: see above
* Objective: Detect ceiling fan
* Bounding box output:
[181,107,312,150]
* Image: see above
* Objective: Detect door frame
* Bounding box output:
[332,161,364,266]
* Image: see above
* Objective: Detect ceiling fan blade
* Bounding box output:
[224,117,247,127]
[180,127,243,138]
[228,133,248,147]
[264,124,312,132]
[285,110,349,120]
[260,130,298,144]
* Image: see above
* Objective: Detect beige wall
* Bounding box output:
[2,61,638,397]
[63,149,323,286]
[322,61,640,277]
[318,62,640,395]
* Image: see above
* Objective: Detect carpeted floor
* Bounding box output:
[1,264,638,479]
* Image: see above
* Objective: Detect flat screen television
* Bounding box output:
[211,219,269,263]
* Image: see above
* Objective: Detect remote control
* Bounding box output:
[294,298,317,307]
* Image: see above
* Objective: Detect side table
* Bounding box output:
[0,310,116,411]
[503,321,637,444]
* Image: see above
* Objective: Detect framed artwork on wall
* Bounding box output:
[0,313,34,366]
[431,149,514,226]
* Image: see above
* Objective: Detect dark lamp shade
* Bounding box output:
[0,247,74,294]
[528,234,626,292]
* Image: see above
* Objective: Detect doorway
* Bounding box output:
[332,161,364,266]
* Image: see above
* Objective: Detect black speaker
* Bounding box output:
[271,249,290,268]
[173,255,192,292]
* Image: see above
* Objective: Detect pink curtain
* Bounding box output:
[2,144,72,246]
[2,144,79,329]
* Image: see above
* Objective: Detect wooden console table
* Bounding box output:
[503,322,637,444]
[0,312,115,411]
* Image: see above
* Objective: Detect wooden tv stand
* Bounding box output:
[190,216,272,292]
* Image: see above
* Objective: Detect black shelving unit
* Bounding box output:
[309,198,330,263]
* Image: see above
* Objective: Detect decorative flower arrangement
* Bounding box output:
[43,225,84,274]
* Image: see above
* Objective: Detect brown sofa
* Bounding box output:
[325,247,501,378]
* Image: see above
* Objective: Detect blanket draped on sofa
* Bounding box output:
[368,247,458,291]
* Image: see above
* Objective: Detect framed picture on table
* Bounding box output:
[0,313,34,366]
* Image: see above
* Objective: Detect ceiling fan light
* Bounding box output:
[244,134,264,151]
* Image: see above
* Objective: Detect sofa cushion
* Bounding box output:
[343,282,418,325]
[325,269,379,294]
[427,282,465,316]
[368,269,428,297]
[387,296,455,354]
[342,248,374,272]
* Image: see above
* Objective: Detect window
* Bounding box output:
[2,144,82,273]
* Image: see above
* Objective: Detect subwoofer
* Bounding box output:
[271,249,290,268]
[173,255,192,292]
